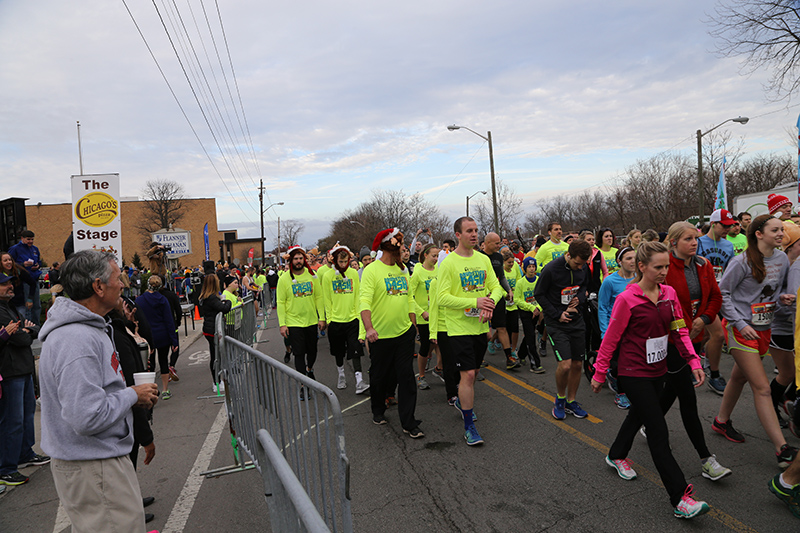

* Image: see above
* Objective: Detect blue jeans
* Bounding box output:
[27,282,41,326]
[0,374,36,474]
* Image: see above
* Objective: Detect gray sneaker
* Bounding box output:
[355,381,370,395]
[701,454,732,481]
[337,374,347,390]
[475,370,485,381]
[417,377,430,390]
[707,375,726,395]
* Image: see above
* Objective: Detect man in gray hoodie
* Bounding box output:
[38,251,159,532]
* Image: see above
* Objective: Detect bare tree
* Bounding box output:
[280,220,305,250]
[137,179,187,246]
[707,0,800,100]
[472,180,522,238]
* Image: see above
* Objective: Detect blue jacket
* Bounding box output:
[8,241,41,280]
[598,271,634,337]
[134,291,178,348]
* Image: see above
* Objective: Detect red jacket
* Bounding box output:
[664,252,721,343]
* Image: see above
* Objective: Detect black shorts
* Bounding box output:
[490,298,507,329]
[770,333,793,351]
[505,309,519,334]
[450,334,489,371]
[547,323,585,362]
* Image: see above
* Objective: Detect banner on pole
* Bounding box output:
[714,157,727,211]
[203,223,210,261]
[71,173,122,265]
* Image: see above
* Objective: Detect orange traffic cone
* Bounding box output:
[194,305,201,321]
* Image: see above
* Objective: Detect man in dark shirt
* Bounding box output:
[481,232,516,370]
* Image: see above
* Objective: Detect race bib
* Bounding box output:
[464,308,480,317]
[751,302,775,326]
[713,266,723,282]
[646,335,668,364]
[561,286,579,305]
[691,299,700,317]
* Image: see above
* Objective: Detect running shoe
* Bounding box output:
[475,370,485,381]
[355,381,370,395]
[337,374,347,390]
[537,333,547,356]
[614,393,631,409]
[403,426,425,439]
[673,485,710,519]
[605,456,636,480]
[480,360,489,368]
[18,453,51,468]
[212,381,225,394]
[565,400,588,419]
[788,399,800,439]
[607,374,619,394]
[283,351,291,364]
[453,398,477,422]
[161,390,172,400]
[168,366,179,382]
[306,370,316,381]
[464,425,484,446]
[0,472,29,486]
[701,454,732,481]
[417,377,430,390]
[552,397,566,420]
[777,444,798,469]
[372,414,387,425]
[487,341,498,355]
[530,365,546,374]
[432,367,444,381]
[707,376,726,395]
[639,427,647,438]
[448,396,458,406]
[385,396,398,407]
[768,473,800,518]
[506,357,521,370]
[712,417,745,443]
[0,486,4,494]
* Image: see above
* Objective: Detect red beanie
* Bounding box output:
[768,194,791,215]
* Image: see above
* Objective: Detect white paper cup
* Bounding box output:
[133,372,157,386]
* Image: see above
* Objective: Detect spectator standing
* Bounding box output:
[1,252,37,321]
[8,230,42,325]
[135,275,179,400]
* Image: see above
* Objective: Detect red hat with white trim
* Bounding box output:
[768,194,791,215]
[709,209,735,226]
[286,245,314,277]
[329,243,352,257]
[372,228,401,252]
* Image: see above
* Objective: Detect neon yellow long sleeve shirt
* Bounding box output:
[409,264,437,325]
[359,260,414,339]
[535,240,569,272]
[427,278,447,339]
[322,267,360,324]
[277,269,324,327]
[436,251,503,336]
[514,275,542,314]
[504,264,523,311]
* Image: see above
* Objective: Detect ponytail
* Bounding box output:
[632,241,668,284]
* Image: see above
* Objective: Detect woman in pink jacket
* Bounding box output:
[590,242,710,519]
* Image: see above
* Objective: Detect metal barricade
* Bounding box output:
[223,294,257,346]
[213,313,353,533]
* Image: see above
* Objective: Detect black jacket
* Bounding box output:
[159,287,183,332]
[533,255,589,328]
[108,313,154,448]
[199,294,232,336]
[0,299,38,378]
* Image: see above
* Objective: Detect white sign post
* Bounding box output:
[71,173,122,265]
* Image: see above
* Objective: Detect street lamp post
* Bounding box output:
[448,125,499,232]
[696,116,748,225]
[466,190,487,217]
[259,178,284,266]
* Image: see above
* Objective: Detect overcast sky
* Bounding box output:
[2,0,798,247]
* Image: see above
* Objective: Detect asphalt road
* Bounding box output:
[1,310,798,532]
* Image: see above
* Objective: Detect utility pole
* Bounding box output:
[277,216,281,267]
[259,179,265,266]
[77,121,84,175]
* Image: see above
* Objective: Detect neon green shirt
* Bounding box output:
[410,264,437,325]
[600,247,619,274]
[727,234,747,255]
[535,240,569,272]
[427,278,446,338]
[222,289,243,325]
[276,269,324,328]
[514,275,542,314]
[322,267,360,324]
[504,263,523,311]
[436,251,503,336]
[359,260,414,339]
[254,274,267,289]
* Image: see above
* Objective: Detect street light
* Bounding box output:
[466,190,487,217]
[696,116,748,224]
[349,220,365,228]
[448,124,499,232]
[258,180,284,265]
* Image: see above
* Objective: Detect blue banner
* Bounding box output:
[714,156,727,211]
[203,223,209,261]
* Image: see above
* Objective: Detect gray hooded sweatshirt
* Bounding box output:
[38,297,138,460]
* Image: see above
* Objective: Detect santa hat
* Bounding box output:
[287,245,314,278]
[372,228,401,252]
[329,243,353,277]
[329,242,353,258]
[768,194,791,215]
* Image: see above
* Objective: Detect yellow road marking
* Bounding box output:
[483,364,603,423]
[481,377,760,533]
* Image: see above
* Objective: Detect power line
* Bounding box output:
[432,141,487,203]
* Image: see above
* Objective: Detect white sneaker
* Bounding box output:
[674,485,710,519]
[355,381,370,394]
[701,454,732,481]
[212,381,225,394]
[337,374,347,389]
[605,456,637,480]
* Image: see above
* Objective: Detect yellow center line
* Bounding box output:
[483,364,603,423]
[481,377,760,533]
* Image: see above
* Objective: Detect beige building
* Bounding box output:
[24,197,226,268]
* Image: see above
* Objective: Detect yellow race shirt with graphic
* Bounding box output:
[504,264,523,311]
[322,267,360,324]
[514,275,542,314]
[535,240,569,272]
[410,265,437,325]
[600,247,619,274]
[277,270,324,328]
[359,260,414,339]
[427,277,446,338]
[317,265,334,286]
[436,252,503,336]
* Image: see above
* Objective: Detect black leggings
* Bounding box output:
[518,310,541,367]
[659,346,711,459]
[437,332,459,400]
[327,319,363,371]
[149,345,170,375]
[609,375,689,507]
[205,334,218,383]
[289,325,318,375]
[417,324,431,359]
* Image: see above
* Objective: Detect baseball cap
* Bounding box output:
[709,209,735,226]
[0,273,15,284]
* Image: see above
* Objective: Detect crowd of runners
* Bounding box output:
[272,192,800,521]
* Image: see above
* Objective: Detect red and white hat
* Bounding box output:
[768,194,792,215]
[329,242,352,257]
[372,228,401,252]
[286,245,313,276]
[709,209,735,226]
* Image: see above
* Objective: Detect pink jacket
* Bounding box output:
[593,283,700,381]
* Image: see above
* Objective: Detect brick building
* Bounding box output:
[22,197,227,269]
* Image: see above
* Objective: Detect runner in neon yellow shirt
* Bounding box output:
[437,217,503,446]
[515,257,544,372]
[277,246,326,384]
[502,250,523,362]
[360,228,422,438]
[534,222,569,272]
[410,243,439,390]
[596,228,619,274]
[427,277,459,403]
